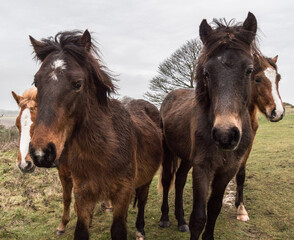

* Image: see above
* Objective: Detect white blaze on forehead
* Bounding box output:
[51,59,66,81]
[264,67,284,116]
[19,108,33,169]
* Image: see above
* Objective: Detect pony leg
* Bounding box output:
[73,191,97,240]
[189,166,209,240]
[202,173,234,240]
[111,186,133,240]
[101,200,113,213]
[235,145,252,222]
[174,160,191,232]
[159,139,177,228]
[135,182,151,240]
[56,166,73,235]
[235,165,249,221]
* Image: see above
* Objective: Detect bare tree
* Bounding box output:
[144,38,202,106]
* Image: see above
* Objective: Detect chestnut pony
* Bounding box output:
[235,54,284,221]
[12,87,76,235]
[159,13,260,239]
[158,53,284,233]
[28,30,162,240]
[12,87,37,173]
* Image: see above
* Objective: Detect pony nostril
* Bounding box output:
[271,108,276,119]
[45,142,57,163]
[26,161,32,169]
[231,127,240,143]
[212,127,219,142]
[212,126,240,150]
[281,109,286,119]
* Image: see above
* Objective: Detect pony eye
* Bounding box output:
[246,67,254,76]
[277,74,281,82]
[254,77,261,83]
[203,69,210,78]
[72,80,82,91]
[32,78,38,87]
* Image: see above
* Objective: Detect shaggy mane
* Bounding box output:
[195,18,261,105]
[33,31,116,104]
[19,87,37,109]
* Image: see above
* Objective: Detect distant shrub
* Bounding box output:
[283,102,294,108]
[0,125,19,146]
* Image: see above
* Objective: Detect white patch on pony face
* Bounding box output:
[19,108,33,169]
[264,67,284,116]
[35,149,45,157]
[50,59,66,81]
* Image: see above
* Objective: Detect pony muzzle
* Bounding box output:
[29,142,58,168]
[212,115,242,151]
[18,159,36,173]
[268,107,285,122]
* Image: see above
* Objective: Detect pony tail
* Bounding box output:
[157,137,180,195]
[157,159,181,195]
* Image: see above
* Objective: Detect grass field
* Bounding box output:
[0,107,293,240]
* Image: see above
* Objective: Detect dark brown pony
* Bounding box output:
[28,30,162,240]
[159,12,259,239]
[158,53,284,232]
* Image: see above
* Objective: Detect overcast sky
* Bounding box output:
[1,0,293,110]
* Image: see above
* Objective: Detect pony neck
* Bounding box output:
[247,101,259,133]
[72,97,113,151]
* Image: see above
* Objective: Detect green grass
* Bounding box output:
[0,107,293,240]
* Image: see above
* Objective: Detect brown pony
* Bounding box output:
[28,30,162,240]
[235,54,284,221]
[159,12,259,239]
[158,54,284,233]
[12,87,37,173]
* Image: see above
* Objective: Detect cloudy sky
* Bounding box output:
[1,0,293,110]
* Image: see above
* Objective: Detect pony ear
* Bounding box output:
[272,55,278,63]
[80,30,92,51]
[12,91,23,105]
[199,19,213,44]
[29,36,47,61]
[242,12,257,35]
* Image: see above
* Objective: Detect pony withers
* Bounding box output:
[28,30,162,240]
[159,12,260,240]
[158,53,284,233]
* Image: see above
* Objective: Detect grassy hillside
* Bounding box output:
[0,107,293,240]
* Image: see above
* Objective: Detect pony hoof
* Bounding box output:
[136,231,145,240]
[237,204,249,221]
[237,214,249,222]
[178,224,189,232]
[159,220,170,228]
[56,229,65,236]
[101,201,113,213]
[104,207,113,213]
